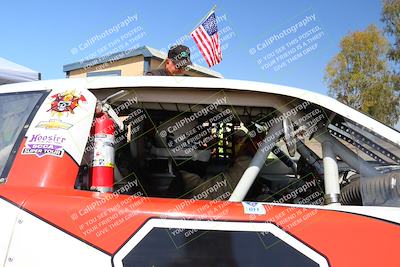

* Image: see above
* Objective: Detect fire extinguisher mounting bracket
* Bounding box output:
[102,103,124,131]
[97,90,128,131]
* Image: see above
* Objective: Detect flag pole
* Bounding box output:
[189,5,217,35]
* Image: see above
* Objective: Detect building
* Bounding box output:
[63,46,222,78]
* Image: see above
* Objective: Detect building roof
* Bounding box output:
[63,45,223,78]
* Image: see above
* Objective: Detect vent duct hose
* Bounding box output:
[340,172,400,206]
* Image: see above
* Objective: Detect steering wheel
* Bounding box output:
[283,118,296,157]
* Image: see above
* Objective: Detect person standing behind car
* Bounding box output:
[146,45,192,76]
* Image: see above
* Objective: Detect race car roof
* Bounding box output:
[0,76,399,146]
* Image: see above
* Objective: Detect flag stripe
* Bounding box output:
[190,11,222,67]
[197,28,216,65]
[191,29,213,66]
[211,36,220,61]
[215,34,222,61]
[192,33,212,66]
[211,36,221,63]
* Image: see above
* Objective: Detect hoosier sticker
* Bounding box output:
[22,133,66,158]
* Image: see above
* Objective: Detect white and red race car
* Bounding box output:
[0,76,399,266]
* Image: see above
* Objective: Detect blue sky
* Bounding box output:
[0,0,385,96]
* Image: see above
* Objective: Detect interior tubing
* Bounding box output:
[315,132,380,177]
[229,121,283,202]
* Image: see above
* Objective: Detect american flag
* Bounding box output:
[191,12,222,67]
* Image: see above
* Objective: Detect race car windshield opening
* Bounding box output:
[77,93,326,206]
[0,92,44,180]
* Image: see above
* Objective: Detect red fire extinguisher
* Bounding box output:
[90,112,115,193]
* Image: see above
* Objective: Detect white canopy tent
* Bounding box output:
[0,57,40,85]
